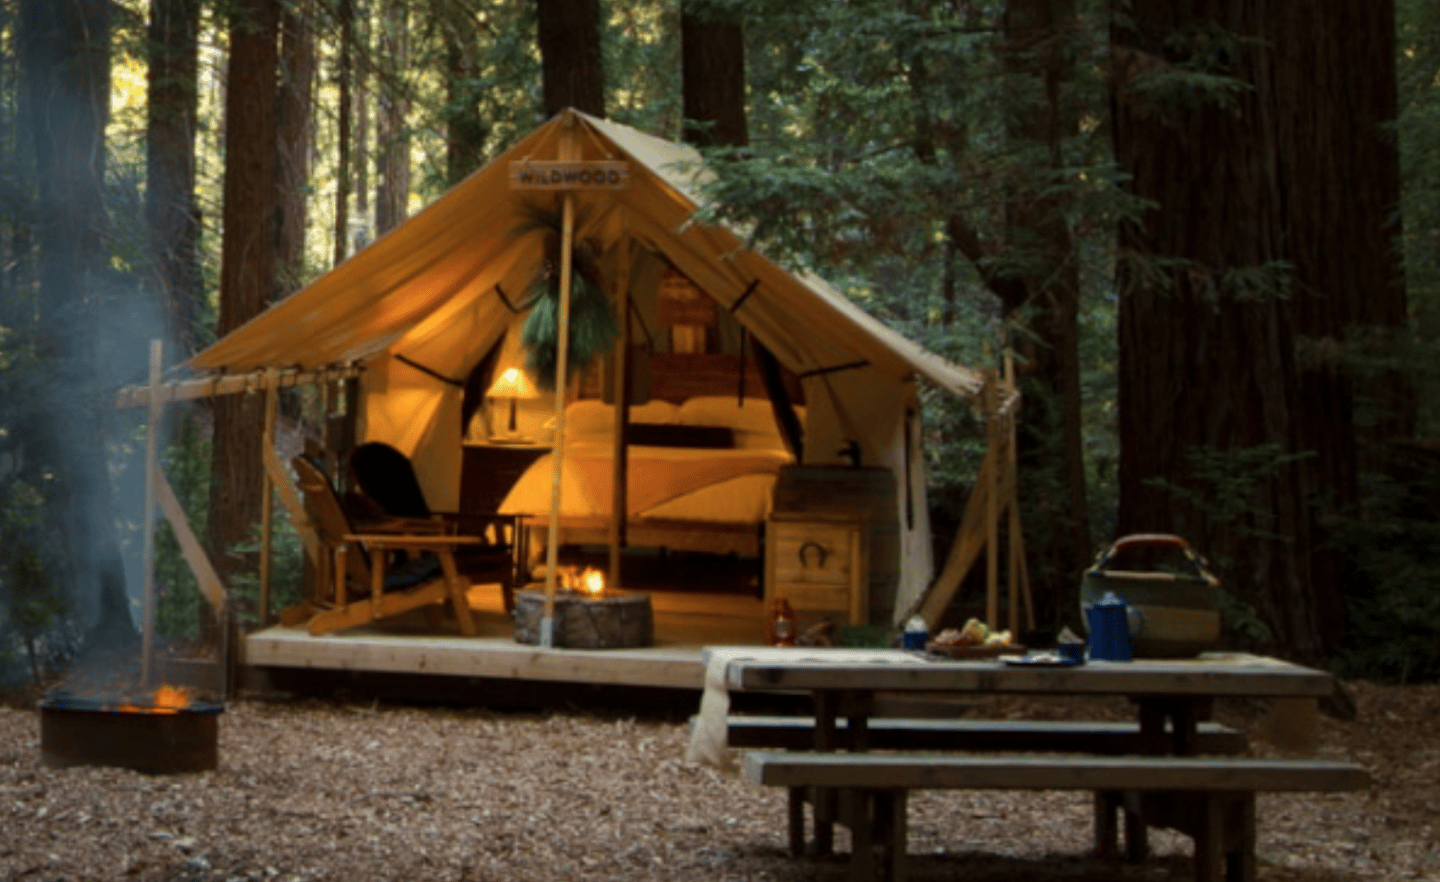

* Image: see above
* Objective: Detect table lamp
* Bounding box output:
[486,367,538,442]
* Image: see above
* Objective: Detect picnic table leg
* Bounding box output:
[849,789,875,882]
[787,786,806,856]
[878,789,907,882]
[1191,793,1225,882]
[1225,793,1258,882]
[1123,797,1149,862]
[812,691,840,855]
[1092,791,1119,857]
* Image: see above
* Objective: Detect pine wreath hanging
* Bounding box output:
[515,204,618,391]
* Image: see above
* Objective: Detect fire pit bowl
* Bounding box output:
[39,690,223,774]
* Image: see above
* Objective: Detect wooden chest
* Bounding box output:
[765,510,868,631]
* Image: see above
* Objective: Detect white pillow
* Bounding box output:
[678,395,805,434]
[564,398,679,440]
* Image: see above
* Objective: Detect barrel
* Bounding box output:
[771,465,899,624]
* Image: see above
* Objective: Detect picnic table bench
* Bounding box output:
[723,714,1250,755]
[741,750,1371,882]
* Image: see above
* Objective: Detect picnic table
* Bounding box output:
[686,646,1368,882]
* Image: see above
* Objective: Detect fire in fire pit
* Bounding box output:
[40,685,223,774]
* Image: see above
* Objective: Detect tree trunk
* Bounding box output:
[375,0,410,236]
[17,0,126,634]
[276,0,315,293]
[1266,2,1408,643]
[145,0,201,358]
[537,0,604,118]
[680,1,748,148]
[999,0,1091,634]
[332,0,352,266]
[443,2,489,185]
[353,6,371,252]
[1111,1,1330,663]
[208,0,279,615]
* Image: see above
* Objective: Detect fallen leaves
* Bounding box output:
[0,681,1434,881]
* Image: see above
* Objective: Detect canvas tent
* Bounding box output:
[178,109,992,622]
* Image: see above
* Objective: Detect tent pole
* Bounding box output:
[542,188,577,647]
[983,366,1000,628]
[140,339,162,687]
[608,225,631,589]
[259,368,280,625]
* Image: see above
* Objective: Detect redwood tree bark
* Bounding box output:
[332,0,353,266]
[18,0,126,631]
[276,0,315,292]
[145,0,201,357]
[208,0,279,609]
[1108,0,1400,662]
[443,2,489,185]
[999,0,1090,633]
[537,0,605,118]
[681,0,748,149]
[375,0,410,235]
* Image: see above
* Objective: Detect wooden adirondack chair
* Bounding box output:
[283,455,480,637]
[349,441,520,612]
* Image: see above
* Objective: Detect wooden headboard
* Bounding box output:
[579,351,804,405]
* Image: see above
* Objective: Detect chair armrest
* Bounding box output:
[346,533,481,550]
[355,515,453,535]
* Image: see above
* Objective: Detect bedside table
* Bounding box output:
[765,510,868,630]
[460,443,548,516]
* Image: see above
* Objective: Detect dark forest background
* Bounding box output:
[2,0,1438,689]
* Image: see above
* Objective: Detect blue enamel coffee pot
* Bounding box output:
[1085,591,1136,662]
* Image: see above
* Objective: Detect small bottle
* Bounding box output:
[768,598,796,647]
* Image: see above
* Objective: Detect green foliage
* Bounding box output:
[1147,443,1315,545]
[149,416,211,641]
[227,499,306,635]
[1329,462,1440,683]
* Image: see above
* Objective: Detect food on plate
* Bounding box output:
[932,617,1017,648]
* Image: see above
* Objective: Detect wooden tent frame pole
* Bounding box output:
[259,368,280,624]
[141,340,162,686]
[608,226,631,589]
[541,175,578,646]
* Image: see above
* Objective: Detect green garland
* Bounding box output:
[515,207,619,391]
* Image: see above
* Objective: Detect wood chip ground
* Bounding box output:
[2,680,1435,881]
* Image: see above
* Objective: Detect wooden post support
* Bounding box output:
[141,340,162,686]
[608,223,631,590]
[259,368,280,625]
[542,117,581,646]
[983,368,1000,629]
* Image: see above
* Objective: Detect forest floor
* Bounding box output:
[0,678,1435,882]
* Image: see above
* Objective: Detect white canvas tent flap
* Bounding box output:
[185,109,990,618]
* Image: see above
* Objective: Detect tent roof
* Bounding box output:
[189,110,984,401]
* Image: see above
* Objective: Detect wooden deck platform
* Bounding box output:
[243,581,770,692]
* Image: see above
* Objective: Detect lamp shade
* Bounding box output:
[486,367,538,436]
[486,367,538,401]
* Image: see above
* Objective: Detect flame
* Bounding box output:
[113,684,191,715]
[581,568,606,598]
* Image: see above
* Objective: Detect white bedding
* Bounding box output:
[497,396,800,526]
